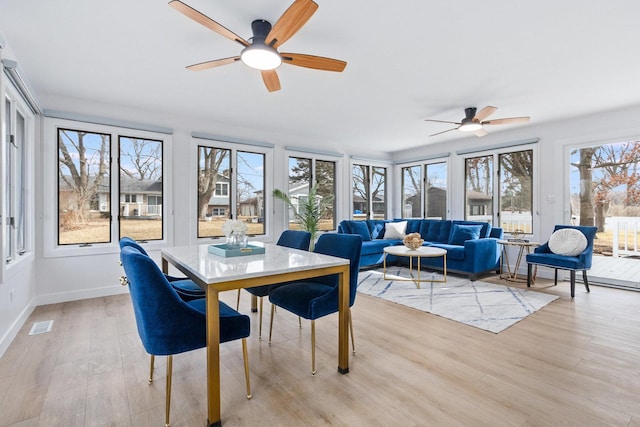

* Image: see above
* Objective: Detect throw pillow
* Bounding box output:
[448,224,482,245]
[384,221,407,239]
[548,228,587,256]
[349,220,372,242]
[370,223,384,239]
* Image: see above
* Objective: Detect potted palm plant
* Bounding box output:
[273,185,332,250]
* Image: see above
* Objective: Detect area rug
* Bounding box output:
[357,267,559,333]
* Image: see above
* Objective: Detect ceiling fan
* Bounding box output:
[168,0,347,92]
[424,106,530,137]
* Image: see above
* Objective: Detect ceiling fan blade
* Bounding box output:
[424,119,462,125]
[169,0,249,47]
[261,70,281,92]
[473,106,497,122]
[266,0,319,48]
[429,127,459,137]
[482,116,530,125]
[282,53,346,72]
[186,56,240,71]
[474,128,488,137]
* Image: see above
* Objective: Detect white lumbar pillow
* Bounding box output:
[384,221,407,239]
[548,228,588,256]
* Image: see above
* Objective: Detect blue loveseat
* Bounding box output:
[338,219,503,280]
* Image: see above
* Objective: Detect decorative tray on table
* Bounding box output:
[208,244,265,258]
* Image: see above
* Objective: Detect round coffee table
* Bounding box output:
[383,245,447,287]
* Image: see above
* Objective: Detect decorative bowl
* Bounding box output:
[403,232,424,250]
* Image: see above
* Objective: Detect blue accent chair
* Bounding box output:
[267,233,362,375]
[119,237,205,301]
[526,225,598,299]
[120,246,251,427]
[235,230,312,338]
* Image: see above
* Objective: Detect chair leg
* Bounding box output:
[236,289,241,310]
[554,269,558,286]
[241,338,252,399]
[165,355,173,427]
[311,319,316,376]
[527,264,532,288]
[582,270,591,293]
[149,354,155,384]
[299,316,302,328]
[348,308,356,354]
[258,297,264,340]
[268,304,276,344]
[570,270,576,300]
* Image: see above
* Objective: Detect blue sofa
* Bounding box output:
[338,219,503,280]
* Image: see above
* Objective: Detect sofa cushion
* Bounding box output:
[339,220,352,234]
[370,223,384,239]
[431,244,466,261]
[448,224,482,245]
[360,239,400,256]
[548,228,587,256]
[406,220,421,234]
[436,220,452,243]
[349,220,372,242]
[452,220,491,238]
[384,221,407,239]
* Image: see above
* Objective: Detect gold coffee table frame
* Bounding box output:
[383,245,447,288]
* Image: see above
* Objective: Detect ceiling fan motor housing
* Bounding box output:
[251,19,272,44]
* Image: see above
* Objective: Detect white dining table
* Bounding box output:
[161,242,351,427]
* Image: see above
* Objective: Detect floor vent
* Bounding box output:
[29,320,54,335]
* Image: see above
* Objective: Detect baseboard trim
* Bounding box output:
[36,284,129,306]
[0,299,36,358]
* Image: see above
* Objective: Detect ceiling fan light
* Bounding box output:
[240,44,282,70]
[459,122,483,132]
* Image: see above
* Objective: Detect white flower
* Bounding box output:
[222,219,248,236]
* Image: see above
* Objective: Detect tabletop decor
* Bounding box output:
[222,219,248,249]
[402,232,424,250]
[208,243,265,257]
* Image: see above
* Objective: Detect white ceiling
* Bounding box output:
[2,0,640,153]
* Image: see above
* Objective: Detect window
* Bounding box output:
[3,89,32,264]
[401,160,449,219]
[464,149,534,233]
[465,155,493,223]
[499,150,533,233]
[215,182,229,196]
[401,165,422,218]
[119,136,164,240]
[55,124,168,248]
[425,162,447,219]
[58,128,112,245]
[352,164,387,220]
[287,156,337,231]
[197,144,266,238]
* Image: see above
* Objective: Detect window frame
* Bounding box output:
[1,80,35,272]
[43,117,173,257]
[398,157,449,220]
[351,159,390,221]
[462,145,537,236]
[284,149,342,233]
[193,137,272,242]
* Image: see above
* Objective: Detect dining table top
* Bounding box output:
[161,241,349,286]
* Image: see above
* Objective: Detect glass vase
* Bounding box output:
[227,231,247,249]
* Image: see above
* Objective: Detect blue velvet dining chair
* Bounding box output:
[120,245,251,427]
[267,233,362,375]
[119,237,205,301]
[235,230,311,339]
[526,225,598,299]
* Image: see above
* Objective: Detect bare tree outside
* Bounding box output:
[58,129,110,244]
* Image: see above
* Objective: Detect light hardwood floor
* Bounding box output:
[1,275,639,427]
